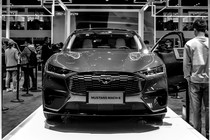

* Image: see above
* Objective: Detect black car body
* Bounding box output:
[42,28,176,121]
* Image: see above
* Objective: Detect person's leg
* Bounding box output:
[25,67,30,89]
[12,70,17,91]
[5,71,12,90]
[28,68,36,88]
[202,83,209,138]
[22,68,26,88]
[189,82,202,132]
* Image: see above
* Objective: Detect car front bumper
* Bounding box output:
[42,71,168,116]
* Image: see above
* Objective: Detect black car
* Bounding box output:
[42,28,185,121]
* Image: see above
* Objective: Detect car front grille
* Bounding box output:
[68,72,145,95]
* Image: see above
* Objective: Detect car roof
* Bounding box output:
[73,28,137,36]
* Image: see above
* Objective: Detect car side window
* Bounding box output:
[156,39,174,53]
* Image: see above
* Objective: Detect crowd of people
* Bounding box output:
[2,37,63,93]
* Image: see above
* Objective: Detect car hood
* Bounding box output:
[48,50,161,72]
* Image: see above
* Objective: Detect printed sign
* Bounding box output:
[88,92,124,104]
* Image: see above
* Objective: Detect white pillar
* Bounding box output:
[153,6,156,44]
[65,10,71,40]
[178,0,182,31]
[24,8,28,30]
[51,2,55,43]
[51,16,54,43]
[208,0,210,41]
[138,10,144,40]
[6,0,10,38]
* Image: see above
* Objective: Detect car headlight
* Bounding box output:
[47,64,74,75]
[138,66,164,77]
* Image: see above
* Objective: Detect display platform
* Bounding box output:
[3,106,207,140]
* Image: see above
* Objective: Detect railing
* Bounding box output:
[2,60,43,104]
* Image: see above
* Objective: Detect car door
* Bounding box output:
[151,32,187,92]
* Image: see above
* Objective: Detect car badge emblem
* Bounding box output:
[100,76,115,84]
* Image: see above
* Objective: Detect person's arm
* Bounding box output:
[14,49,19,61]
[5,50,7,66]
[183,44,192,82]
[20,47,30,57]
[28,44,37,53]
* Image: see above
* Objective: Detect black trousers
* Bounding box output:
[22,67,36,88]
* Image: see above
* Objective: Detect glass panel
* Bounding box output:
[2,11,25,30]
[155,9,179,31]
[182,1,207,6]
[70,12,138,33]
[2,9,51,30]
[182,10,208,31]
[27,16,51,30]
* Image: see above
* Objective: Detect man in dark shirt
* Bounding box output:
[41,37,53,65]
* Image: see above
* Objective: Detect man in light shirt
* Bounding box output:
[183,19,209,139]
[5,40,19,92]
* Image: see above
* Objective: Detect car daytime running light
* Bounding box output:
[47,64,74,75]
[139,66,164,76]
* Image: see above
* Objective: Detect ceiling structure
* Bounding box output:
[1,0,208,17]
[2,0,153,16]
[2,0,207,6]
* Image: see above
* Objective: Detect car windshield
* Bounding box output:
[64,30,146,52]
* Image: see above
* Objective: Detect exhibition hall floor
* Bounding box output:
[2,106,207,140]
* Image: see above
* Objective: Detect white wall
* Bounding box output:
[2,30,51,38]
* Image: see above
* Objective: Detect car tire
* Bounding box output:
[154,114,166,121]
[44,113,61,121]
[145,114,166,122]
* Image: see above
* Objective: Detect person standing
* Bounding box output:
[183,19,209,139]
[5,40,19,92]
[20,39,37,91]
[41,37,53,65]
